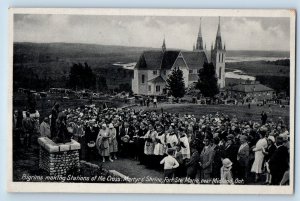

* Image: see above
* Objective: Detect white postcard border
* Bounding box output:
[7,8,296,194]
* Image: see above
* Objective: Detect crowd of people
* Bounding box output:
[13,102,290,185]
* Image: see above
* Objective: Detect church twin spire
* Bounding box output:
[194,16,225,51]
[162,17,224,53]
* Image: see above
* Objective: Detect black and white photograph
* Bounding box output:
[8,8,295,194]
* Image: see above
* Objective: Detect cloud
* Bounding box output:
[13,14,290,51]
[222,17,289,51]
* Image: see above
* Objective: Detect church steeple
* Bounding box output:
[215,16,223,50]
[195,18,204,51]
[162,36,166,53]
[217,16,221,37]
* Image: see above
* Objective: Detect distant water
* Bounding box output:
[225,70,256,81]
[113,50,289,69]
[113,62,136,69]
[225,50,289,63]
[226,56,289,63]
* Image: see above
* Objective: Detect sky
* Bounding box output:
[14,14,290,51]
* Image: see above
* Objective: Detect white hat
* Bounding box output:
[109,123,114,128]
[267,136,275,143]
[102,123,107,127]
[222,158,233,168]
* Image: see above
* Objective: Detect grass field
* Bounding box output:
[133,103,290,126]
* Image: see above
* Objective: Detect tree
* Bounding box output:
[68,62,96,90]
[118,83,132,93]
[166,67,185,98]
[196,62,219,98]
[96,76,108,92]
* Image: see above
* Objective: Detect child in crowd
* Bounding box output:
[220,158,234,185]
[160,148,179,181]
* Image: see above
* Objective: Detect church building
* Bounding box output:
[132,17,226,95]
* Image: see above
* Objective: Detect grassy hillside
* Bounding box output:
[13,42,149,90]
[13,42,290,93]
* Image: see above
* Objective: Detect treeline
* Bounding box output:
[13,62,133,93]
[13,65,53,91]
[265,59,290,66]
[256,75,290,96]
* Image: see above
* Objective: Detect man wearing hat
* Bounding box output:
[223,134,238,178]
[119,122,134,157]
[269,136,289,185]
[199,136,215,180]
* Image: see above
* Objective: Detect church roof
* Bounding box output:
[181,51,208,69]
[161,51,181,69]
[230,83,274,93]
[148,75,166,83]
[134,50,180,70]
[134,50,208,70]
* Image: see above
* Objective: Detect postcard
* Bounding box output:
[7,8,295,194]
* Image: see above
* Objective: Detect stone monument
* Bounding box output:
[38,137,81,176]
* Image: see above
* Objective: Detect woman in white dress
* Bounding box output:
[96,124,111,162]
[251,130,268,182]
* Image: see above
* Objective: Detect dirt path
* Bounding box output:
[91,157,164,181]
